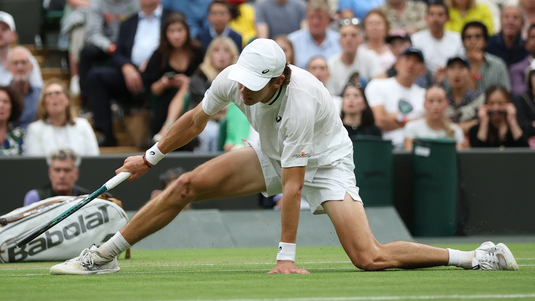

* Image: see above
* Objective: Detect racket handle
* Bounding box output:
[104,172,131,190]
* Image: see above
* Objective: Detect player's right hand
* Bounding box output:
[115,155,150,181]
[267,261,310,274]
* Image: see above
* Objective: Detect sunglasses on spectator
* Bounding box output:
[339,18,360,27]
[44,91,64,98]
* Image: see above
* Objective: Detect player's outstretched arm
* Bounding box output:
[116,103,212,181]
[268,166,310,275]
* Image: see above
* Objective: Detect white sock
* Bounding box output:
[96,232,131,260]
[447,248,475,269]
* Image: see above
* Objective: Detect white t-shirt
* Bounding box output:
[327,49,384,95]
[365,77,426,146]
[202,65,353,168]
[404,118,465,144]
[411,29,464,75]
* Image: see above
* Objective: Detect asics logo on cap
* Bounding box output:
[262,69,269,74]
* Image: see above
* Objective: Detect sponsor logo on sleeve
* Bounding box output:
[292,152,311,159]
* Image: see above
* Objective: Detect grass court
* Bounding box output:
[1,243,534,301]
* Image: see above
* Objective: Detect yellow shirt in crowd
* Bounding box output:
[228,3,257,47]
[445,3,494,34]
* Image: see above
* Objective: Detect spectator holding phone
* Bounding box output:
[143,12,203,139]
[469,85,528,147]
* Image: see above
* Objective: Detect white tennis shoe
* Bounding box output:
[472,241,519,271]
[50,245,120,275]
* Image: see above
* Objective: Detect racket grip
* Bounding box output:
[104,172,131,190]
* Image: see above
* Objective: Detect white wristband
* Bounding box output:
[145,143,166,166]
[276,242,296,262]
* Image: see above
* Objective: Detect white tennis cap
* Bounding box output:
[228,38,286,91]
[0,12,15,32]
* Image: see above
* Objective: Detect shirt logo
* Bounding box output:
[262,69,269,74]
[398,99,414,115]
[292,152,311,158]
[276,116,282,123]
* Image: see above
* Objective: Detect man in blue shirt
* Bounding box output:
[486,6,527,67]
[162,0,212,38]
[197,0,242,52]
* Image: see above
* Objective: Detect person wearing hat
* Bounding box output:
[0,11,44,88]
[365,47,427,148]
[50,38,518,275]
[444,55,484,134]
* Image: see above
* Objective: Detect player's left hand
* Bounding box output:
[267,261,309,274]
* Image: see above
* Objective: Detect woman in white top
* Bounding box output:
[404,86,465,151]
[361,9,396,70]
[24,78,99,156]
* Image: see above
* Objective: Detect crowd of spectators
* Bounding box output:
[2,0,535,163]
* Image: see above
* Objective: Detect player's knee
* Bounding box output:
[350,252,382,271]
[166,173,197,204]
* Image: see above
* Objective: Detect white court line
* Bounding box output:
[171,294,535,301]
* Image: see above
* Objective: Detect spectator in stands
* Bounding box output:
[0,86,24,156]
[338,0,385,20]
[445,0,494,34]
[365,47,427,148]
[197,0,242,52]
[24,79,99,156]
[327,19,385,96]
[88,0,172,146]
[509,25,535,95]
[23,148,91,206]
[78,0,139,101]
[255,0,306,40]
[224,102,258,151]
[404,86,465,150]
[462,21,511,93]
[520,0,535,39]
[288,0,341,69]
[386,30,434,88]
[161,0,212,39]
[150,166,190,210]
[0,11,43,88]
[411,1,464,77]
[60,0,91,95]
[341,83,382,138]
[469,85,528,147]
[143,12,203,140]
[377,0,427,34]
[307,56,343,113]
[7,47,42,129]
[444,56,484,133]
[360,10,396,70]
[227,0,256,47]
[512,67,535,147]
[486,6,527,67]
[274,35,295,65]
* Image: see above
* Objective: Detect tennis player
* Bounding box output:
[50,39,518,275]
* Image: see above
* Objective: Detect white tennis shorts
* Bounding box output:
[244,139,363,215]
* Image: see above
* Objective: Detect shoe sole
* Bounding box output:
[50,267,120,275]
[496,243,519,271]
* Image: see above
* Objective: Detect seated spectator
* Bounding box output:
[0,11,43,88]
[386,30,434,88]
[23,148,91,206]
[78,0,139,100]
[274,35,295,65]
[89,1,172,146]
[341,83,382,138]
[365,47,427,148]
[520,0,535,39]
[411,1,464,76]
[227,0,257,46]
[377,0,427,35]
[469,85,528,147]
[327,19,385,96]
[0,86,24,156]
[197,0,242,53]
[360,10,396,70]
[143,12,203,140]
[288,0,341,69]
[307,56,343,113]
[462,21,511,93]
[512,68,535,147]
[255,0,306,40]
[486,5,527,67]
[8,47,42,129]
[162,0,212,39]
[445,0,493,34]
[24,79,99,156]
[444,56,484,133]
[338,0,385,20]
[404,86,465,150]
[510,24,535,95]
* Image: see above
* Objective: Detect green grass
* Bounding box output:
[1,243,534,301]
